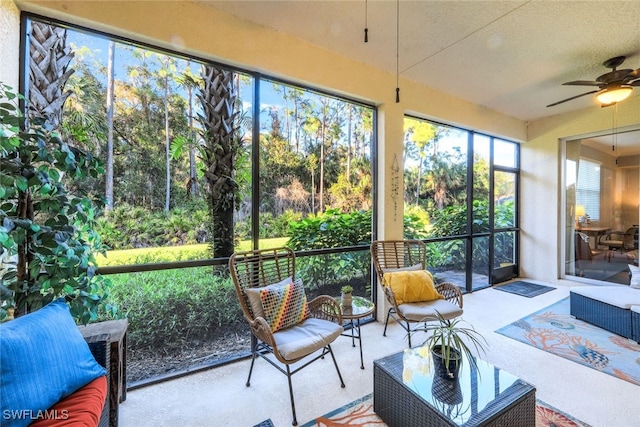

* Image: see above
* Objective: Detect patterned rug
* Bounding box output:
[300,393,590,427]
[496,297,640,386]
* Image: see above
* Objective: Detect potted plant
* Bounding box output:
[340,285,353,306]
[0,83,114,324]
[422,312,487,380]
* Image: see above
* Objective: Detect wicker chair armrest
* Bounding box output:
[249,316,277,348]
[436,282,463,308]
[308,295,342,324]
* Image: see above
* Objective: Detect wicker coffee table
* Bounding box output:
[373,347,536,426]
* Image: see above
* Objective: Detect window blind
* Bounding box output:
[576,158,600,221]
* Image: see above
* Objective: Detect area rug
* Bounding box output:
[300,393,591,427]
[496,297,640,386]
[253,419,274,427]
[494,281,555,297]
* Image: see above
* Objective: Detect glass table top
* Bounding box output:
[334,295,375,319]
[399,346,526,426]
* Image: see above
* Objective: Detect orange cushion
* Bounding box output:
[30,375,107,427]
[382,270,443,304]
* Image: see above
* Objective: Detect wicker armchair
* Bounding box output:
[370,240,463,347]
[229,247,345,426]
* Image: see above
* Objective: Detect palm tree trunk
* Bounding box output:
[28,21,74,127]
[198,65,239,257]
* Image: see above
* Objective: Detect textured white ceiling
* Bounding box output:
[203,0,640,123]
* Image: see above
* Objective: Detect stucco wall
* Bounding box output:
[0,0,20,88]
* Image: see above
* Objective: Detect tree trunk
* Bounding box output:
[105,41,115,210]
[197,65,239,258]
[187,84,198,197]
[28,21,74,127]
[164,69,171,213]
[347,104,352,188]
[20,21,73,314]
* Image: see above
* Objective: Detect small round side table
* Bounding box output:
[335,295,375,369]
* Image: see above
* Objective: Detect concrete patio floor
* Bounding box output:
[119,279,638,427]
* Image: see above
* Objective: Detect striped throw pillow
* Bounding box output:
[260,279,310,332]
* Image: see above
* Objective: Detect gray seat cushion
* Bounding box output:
[397,299,463,322]
[273,317,343,361]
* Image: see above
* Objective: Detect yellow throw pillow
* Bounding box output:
[382,270,443,304]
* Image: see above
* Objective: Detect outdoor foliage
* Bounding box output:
[105,267,240,350]
[287,209,372,289]
[95,202,210,250]
[427,199,515,270]
[403,204,430,240]
[287,208,372,250]
[0,83,114,323]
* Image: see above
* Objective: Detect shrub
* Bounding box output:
[104,266,241,350]
[287,209,372,289]
[427,200,515,270]
[404,205,430,240]
[287,209,372,250]
[95,202,209,249]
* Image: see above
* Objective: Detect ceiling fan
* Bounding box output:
[547,56,640,107]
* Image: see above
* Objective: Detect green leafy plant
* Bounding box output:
[422,312,487,379]
[0,83,114,323]
[105,267,240,350]
[340,285,353,294]
[288,209,372,288]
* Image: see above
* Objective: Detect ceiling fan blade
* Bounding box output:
[623,68,640,82]
[562,80,602,86]
[546,90,599,107]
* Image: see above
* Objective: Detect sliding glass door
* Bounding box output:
[563,129,640,285]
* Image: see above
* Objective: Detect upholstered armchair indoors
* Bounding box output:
[229,247,345,426]
[370,240,463,347]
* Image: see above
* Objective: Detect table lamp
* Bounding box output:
[575,204,585,227]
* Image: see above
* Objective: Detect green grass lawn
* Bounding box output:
[96,237,290,266]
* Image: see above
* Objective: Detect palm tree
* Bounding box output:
[197,65,241,257]
[14,21,75,314]
[27,21,75,128]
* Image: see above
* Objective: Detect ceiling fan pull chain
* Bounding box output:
[395,0,400,103]
[364,0,368,42]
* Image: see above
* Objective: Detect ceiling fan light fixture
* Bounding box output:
[596,85,633,105]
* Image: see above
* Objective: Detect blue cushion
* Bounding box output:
[0,299,106,427]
